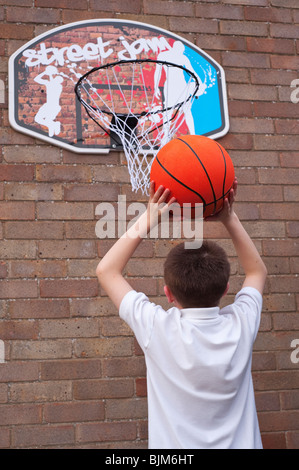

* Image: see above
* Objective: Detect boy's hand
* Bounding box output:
[147,181,177,229]
[205,178,237,224]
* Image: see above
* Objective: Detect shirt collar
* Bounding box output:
[180,306,220,321]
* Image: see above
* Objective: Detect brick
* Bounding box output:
[0,429,10,449]
[4,183,63,201]
[103,357,146,378]
[61,9,108,24]
[36,0,87,8]
[0,280,38,299]
[196,3,243,19]
[229,117,274,134]
[3,145,60,164]
[74,337,132,358]
[0,383,8,403]
[0,320,38,340]
[0,164,34,181]
[74,378,134,400]
[287,222,299,238]
[10,381,72,403]
[77,420,137,444]
[243,221,285,238]
[255,392,280,411]
[0,361,39,382]
[258,410,299,432]
[253,371,299,392]
[228,83,277,101]
[263,257,290,275]
[70,297,118,317]
[169,17,218,34]
[237,185,283,202]
[12,424,74,448]
[136,377,147,397]
[6,6,59,23]
[275,119,299,135]
[222,51,270,68]
[64,183,119,201]
[144,0,194,16]
[252,352,276,372]
[8,299,70,319]
[0,23,33,39]
[93,164,130,184]
[258,168,299,184]
[65,221,96,239]
[100,317,132,337]
[67,259,98,277]
[271,54,299,70]
[269,275,299,293]
[255,135,299,151]
[197,35,246,52]
[260,203,299,220]
[39,318,100,338]
[228,100,253,118]
[244,6,292,23]
[251,69,297,85]
[286,431,299,449]
[222,0,268,4]
[247,37,294,54]
[37,202,94,220]
[41,359,102,380]
[5,221,64,239]
[280,153,299,168]
[270,23,299,39]
[284,186,299,202]
[0,404,41,425]
[263,293,296,312]
[11,339,72,360]
[273,312,299,331]
[36,164,92,182]
[44,401,105,423]
[262,433,286,450]
[38,240,96,259]
[106,398,147,420]
[89,0,141,13]
[40,279,98,298]
[126,258,163,277]
[0,202,35,220]
[220,20,268,37]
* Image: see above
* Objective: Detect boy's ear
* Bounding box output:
[222,282,229,298]
[164,285,175,303]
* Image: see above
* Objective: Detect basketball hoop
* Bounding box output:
[75,59,200,194]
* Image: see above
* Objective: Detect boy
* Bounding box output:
[96,179,267,449]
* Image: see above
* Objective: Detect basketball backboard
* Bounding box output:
[9,19,229,154]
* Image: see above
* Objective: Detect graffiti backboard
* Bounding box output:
[9,19,229,154]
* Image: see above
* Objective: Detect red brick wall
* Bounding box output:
[0,0,299,449]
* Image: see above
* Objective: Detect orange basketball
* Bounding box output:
[150,135,235,218]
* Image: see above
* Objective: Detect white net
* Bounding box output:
[75,59,199,194]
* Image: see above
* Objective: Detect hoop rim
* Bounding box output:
[74,58,200,117]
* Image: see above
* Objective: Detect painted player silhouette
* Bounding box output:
[154,41,207,137]
[34,66,64,137]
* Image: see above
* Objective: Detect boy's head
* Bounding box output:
[163,241,230,308]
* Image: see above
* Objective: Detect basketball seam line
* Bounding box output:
[177,137,217,213]
[215,141,227,200]
[155,156,207,206]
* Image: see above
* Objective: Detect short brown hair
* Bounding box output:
[164,241,230,308]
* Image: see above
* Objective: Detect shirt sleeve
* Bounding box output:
[232,286,263,341]
[119,290,164,351]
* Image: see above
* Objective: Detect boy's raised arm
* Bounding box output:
[96,183,175,310]
[207,179,267,295]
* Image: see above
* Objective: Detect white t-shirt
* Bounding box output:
[119,286,263,449]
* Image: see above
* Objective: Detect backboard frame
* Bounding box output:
[9,19,229,154]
